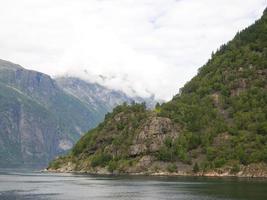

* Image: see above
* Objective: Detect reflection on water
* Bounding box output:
[0,169,267,200]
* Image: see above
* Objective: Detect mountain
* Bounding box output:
[55,77,157,112]
[0,60,156,167]
[48,9,267,177]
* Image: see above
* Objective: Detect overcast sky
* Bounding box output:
[0,0,266,100]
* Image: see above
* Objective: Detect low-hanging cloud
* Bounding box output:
[0,0,266,100]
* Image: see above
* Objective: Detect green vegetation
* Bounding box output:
[49,9,267,174]
[158,10,267,169]
[193,163,200,173]
[231,163,241,174]
[90,152,112,167]
[72,102,147,155]
[167,163,177,173]
[68,102,148,171]
[157,135,193,164]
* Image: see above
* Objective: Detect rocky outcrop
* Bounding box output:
[129,117,180,156]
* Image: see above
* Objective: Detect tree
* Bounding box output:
[193,163,200,173]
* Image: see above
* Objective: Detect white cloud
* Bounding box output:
[0,0,266,100]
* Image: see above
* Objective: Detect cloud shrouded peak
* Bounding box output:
[0,0,266,100]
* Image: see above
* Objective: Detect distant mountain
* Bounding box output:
[48,9,267,177]
[0,60,157,167]
[55,77,157,112]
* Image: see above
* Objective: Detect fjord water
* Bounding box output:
[0,169,267,200]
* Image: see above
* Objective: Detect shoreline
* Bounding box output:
[44,168,267,178]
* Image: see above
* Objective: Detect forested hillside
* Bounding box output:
[48,9,267,177]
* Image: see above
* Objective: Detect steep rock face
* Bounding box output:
[0,60,103,166]
[0,82,61,166]
[129,117,179,156]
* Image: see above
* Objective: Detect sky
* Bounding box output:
[0,0,266,100]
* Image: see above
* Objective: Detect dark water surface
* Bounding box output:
[0,169,267,200]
